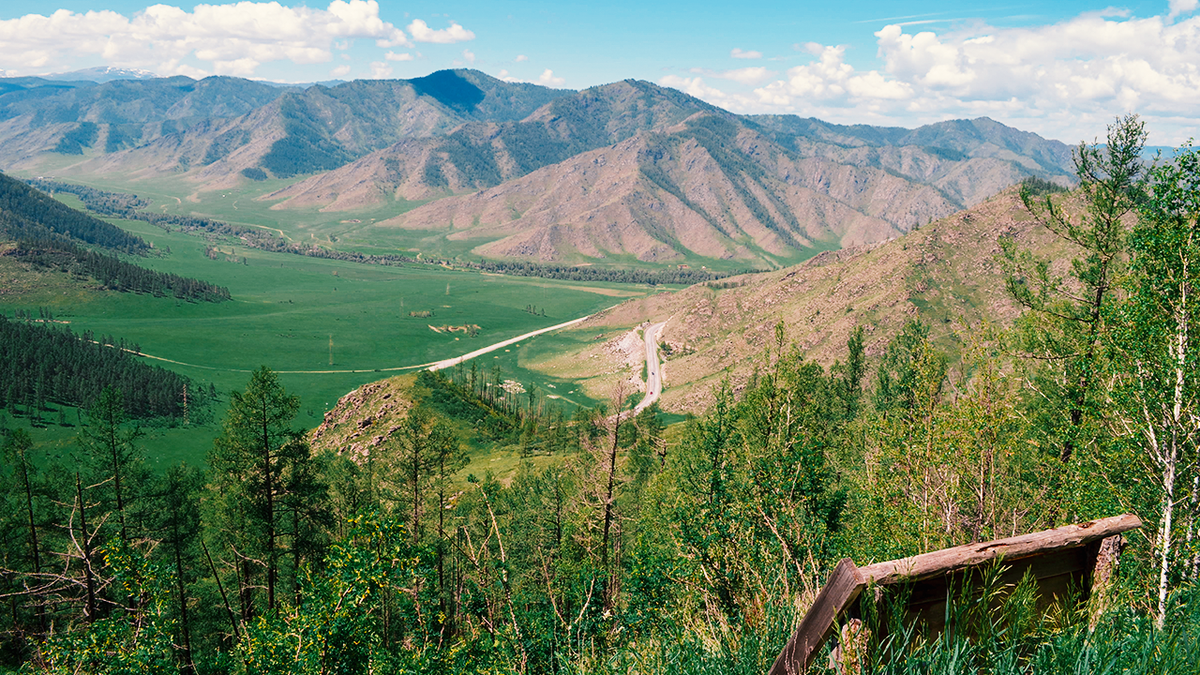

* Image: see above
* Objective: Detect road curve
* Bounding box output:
[633,321,667,414]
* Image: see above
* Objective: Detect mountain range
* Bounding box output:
[0,69,1076,267]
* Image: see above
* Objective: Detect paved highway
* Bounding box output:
[633,321,667,414]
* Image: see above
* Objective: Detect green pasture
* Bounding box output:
[2,193,662,467]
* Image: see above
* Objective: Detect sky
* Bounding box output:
[1,0,1198,145]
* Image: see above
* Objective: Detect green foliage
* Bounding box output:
[1019,175,1066,197]
[1,172,147,252]
[234,515,415,675]
[207,366,330,620]
[668,326,854,620]
[1002,114,1147,469]
[1106,140,1200,625]
[240,167,267,181]
[39,546,180,675]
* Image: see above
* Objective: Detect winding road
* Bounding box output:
[633,321,667,414]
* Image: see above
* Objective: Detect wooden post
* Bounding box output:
[1088,533,1125,629]
[767,558,865,675]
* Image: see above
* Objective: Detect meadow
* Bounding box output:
[1,177,662,469]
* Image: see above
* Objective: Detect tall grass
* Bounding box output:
[563,583,1200,675]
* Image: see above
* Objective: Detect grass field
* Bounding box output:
[1,180,665,469]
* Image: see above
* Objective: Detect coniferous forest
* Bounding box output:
[2,116,1200,675]
[0,312,214,421]
[1,173,231,303]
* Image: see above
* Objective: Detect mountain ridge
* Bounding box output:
[0,69,1077,267]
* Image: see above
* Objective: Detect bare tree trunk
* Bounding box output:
[74,475,98,624]
[261,407,276,613]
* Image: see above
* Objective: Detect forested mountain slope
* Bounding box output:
[0,172,230,302]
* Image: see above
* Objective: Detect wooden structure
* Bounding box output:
[767,514,1143,675]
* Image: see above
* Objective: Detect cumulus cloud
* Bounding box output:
[0,1,412,78]
[515,54,528,62]
[331,64,352,77]
[384,51,414,61]
[538,69,565,86]
[691,66,774,85]
[659,75,758,111]
[1169,0,1199,19]
[407,19,475,44]
[730,48,763,59]
[462,49,476,64]
[497,69,523,83]
[666,10,1200,143]
[369,61,391,78]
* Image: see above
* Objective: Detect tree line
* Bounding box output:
[2,172,147,253]
[6,225,232,302]
[0,312,215,422]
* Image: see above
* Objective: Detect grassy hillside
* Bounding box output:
[521,185,1072,411]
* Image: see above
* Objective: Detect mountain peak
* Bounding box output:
[41,66,158,83]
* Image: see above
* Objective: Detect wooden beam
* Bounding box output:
[857,514,1142,586]
[767,558,865,675]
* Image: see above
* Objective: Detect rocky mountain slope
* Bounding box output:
[0,69,1075,266]
[368,110,1064,266]
[0,70,568,188]
[525,185,1070,411]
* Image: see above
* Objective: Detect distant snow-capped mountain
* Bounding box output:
[41,66,158,83]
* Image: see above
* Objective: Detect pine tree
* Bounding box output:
[208,367,318,620]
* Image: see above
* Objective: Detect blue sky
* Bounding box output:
[2,0,1198,144]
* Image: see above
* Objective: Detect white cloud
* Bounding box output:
[369,61,391,78]
[462,49,476,64]
[515,54,528,62]
[331,64,352,77]
[538,69,565,86]
[1169,0,1199,19]
[691,66,774,85]
[730,48,763,59]
[407,19,475,44]
[0,1,410,78]
[659,75,758,111]
[384,51,413,61]
[665,10,1200,143]
[497,69,523,83]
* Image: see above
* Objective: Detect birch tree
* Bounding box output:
[1110,142,1200,627]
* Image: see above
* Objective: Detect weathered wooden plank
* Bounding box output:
[857,514,1142,586]
[768,558,865,675]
